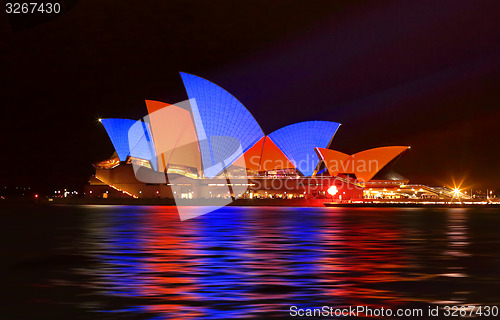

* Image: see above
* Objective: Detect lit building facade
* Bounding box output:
[87,73,415,202]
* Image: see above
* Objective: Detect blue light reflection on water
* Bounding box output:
[83,207,338,318]
[32,205,500,319]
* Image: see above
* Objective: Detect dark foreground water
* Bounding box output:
[1,205,500,319]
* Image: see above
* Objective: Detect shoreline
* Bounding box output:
[2,198,498,208]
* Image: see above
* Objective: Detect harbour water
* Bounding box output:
[1,205,500,319]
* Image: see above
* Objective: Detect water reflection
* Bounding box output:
[42,206,500,318]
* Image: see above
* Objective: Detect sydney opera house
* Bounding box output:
[86,72,415,202]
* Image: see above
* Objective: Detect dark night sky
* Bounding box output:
[1,0,499,193]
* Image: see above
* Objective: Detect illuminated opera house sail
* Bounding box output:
[87,72,411,201]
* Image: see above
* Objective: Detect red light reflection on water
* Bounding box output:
[137,207,206,318]
[318,208,407,308]
[79,206,477,318]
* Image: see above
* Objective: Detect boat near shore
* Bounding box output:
[324,199,500,208]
